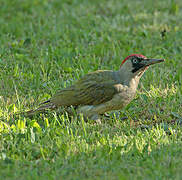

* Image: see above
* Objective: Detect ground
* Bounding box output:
[0,0,182,179]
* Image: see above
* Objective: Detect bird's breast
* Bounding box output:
[109,87,136,110]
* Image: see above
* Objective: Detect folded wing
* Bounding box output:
[50,70,122,106]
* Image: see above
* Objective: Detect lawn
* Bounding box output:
[0,0,182,179]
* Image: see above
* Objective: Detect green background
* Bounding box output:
[0,0,182,179]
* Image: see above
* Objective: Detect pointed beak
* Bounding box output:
[143,58,165,66]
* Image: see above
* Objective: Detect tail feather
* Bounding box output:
[39,99,51,105]
[26,101,57,117]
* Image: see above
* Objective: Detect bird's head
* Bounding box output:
[120,54,164,78]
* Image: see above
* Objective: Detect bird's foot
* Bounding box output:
[89,114,102,124]
[80,113,102,124]
[77,105,101,123]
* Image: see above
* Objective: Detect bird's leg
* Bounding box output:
[102,113,110,117]
[77,105,101,123]
[77,102,115,122]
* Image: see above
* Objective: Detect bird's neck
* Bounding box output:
[116,69,141,90]
[128,77,140,91]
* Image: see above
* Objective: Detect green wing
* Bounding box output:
[50,70,122,106]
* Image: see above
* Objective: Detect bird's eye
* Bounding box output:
[133,59,138,64]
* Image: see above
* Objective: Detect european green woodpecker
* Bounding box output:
[27,54,164,120]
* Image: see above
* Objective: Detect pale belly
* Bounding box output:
[78,90,136,116]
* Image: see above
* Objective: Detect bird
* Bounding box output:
[27,54,164,121]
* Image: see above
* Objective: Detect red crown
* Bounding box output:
[121,54,147,65]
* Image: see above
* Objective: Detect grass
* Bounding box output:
[0,0,182,179]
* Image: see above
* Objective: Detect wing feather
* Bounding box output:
[50,70,122,106]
